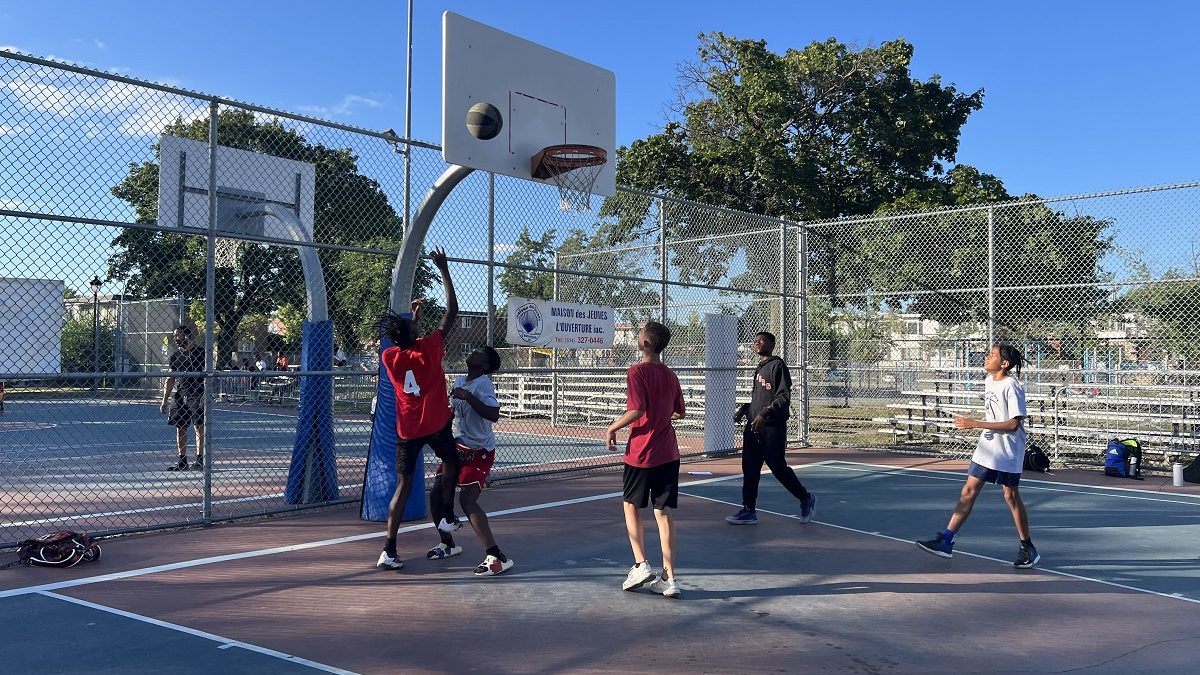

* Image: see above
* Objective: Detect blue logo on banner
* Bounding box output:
[516,302,543,342]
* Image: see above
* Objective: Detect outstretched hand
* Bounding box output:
[410,299,422,321]
[430,246,449,272]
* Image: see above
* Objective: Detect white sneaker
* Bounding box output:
[437,517,463,533]
[621,561,655,591]
[473,554,514,576]
[426,543,463,559]
[649,572,681,598]
[376,551,403,570]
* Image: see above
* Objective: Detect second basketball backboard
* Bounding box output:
[441,11,616,197]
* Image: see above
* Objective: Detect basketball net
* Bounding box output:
[215,238,241,269]
[532,145,607,213]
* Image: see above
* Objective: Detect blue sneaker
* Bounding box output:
[916,533,954,559]
[725,507,758,525]
[799,493,817,523]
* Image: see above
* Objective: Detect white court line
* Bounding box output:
[681,490,1200,607]
[0,462,813,600]
[818,460,1200,507]
[37,591,355,674]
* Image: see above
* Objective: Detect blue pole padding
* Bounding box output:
[360,325,426,522]
[286,320,338,504]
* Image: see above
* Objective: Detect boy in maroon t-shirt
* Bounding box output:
[375,246,461,571]
[606,321,686,598]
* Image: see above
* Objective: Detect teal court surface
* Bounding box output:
[3,452,1198,674]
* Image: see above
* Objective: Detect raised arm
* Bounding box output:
[432,246,458,335]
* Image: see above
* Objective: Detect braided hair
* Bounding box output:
[380,310,416,349]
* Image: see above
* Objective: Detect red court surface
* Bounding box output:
[3,448,1198,674]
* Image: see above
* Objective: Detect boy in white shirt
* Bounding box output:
[425,346,514,576]
[916,344,1039,568]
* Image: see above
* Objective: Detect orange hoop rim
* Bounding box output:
[531,144,607,179]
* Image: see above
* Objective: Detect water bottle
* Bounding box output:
[1174,462,1185,487]
[1128,454,1139,477]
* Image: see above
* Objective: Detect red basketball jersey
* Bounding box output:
[382,330,451,440]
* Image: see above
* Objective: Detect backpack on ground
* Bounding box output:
[1104,438,1143,479]
[1,530,102,570]
[1024,442,1051,473]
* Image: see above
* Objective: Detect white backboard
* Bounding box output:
[442,11,616,197]
[157,135,316,241]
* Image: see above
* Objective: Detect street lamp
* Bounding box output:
[89,275,102,391]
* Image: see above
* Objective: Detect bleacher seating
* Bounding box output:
[879,367,1200,467]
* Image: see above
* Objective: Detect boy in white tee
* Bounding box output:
[916,344,1040,568]
[425,346,514,576]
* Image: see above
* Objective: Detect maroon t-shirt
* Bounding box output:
[623,361,685,468]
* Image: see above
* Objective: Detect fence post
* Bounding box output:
[798,222,810,446]
[659,198,667,323]
[487,172,495,346]
[202,99,218,523]
[551,251,559,427]
[987,206,995,346]
[779,218,788,363]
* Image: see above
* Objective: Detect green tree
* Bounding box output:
[108,109,428,360]
[613,33,1113,347]
[497,226,556,301]
[60,318,119,384]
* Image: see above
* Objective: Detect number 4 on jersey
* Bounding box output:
[403,370,421,396]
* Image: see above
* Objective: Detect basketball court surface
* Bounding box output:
[4,448,1198,674]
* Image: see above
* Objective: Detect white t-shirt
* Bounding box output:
[452,374,498,450]
[971,375,1028,473]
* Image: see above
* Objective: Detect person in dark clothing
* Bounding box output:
[161,324,206,471]
[726,331,816,525]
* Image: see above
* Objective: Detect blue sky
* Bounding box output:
[3,0,1198,199]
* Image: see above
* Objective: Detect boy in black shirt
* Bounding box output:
[161,324,206,471]
[726,331,816,525]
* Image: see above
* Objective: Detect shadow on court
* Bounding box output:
[2,449,1199,674]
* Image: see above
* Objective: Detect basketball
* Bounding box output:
[466,102,503,140]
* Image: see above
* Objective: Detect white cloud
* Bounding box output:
[1,64,208,137]
[0,123,25,135]
[94,39,106,49]
[297,94,382,118]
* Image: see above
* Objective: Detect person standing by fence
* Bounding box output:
[726,331,816,525]
[160,324,205,471]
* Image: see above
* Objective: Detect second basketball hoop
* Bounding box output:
[531,144,607,212]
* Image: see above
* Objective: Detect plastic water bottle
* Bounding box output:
[1128,455,1139,477]
[1174,462,1185,487]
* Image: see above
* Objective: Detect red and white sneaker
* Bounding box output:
[473,554,514,576]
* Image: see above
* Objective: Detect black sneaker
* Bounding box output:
[916,532,954,559]
[1014,543,1040,569]
[190,458,205,470]
[167,458,188,471]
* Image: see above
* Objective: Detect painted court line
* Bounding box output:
[0,462,810,600]
[823,460,1200,507]
[37,591,355,674]
[682,467,1200,607]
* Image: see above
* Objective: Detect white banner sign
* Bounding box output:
[506,297,615,348]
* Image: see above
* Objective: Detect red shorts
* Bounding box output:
[436,442,496,488]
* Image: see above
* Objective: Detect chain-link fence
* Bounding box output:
[803,185,1200,470]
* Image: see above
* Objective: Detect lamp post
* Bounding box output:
[89,275,102,391]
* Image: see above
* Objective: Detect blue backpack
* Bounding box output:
[1104,438,1142,479]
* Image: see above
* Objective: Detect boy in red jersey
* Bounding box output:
[376,246,461,571]
[606,321,687,598]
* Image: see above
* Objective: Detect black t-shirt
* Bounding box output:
[169,346,205,398]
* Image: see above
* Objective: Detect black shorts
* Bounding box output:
[395,420,456,476]
[623,460,680,509]
[168,394,204,428]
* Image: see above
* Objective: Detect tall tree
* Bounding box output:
[613,33,1113,349]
